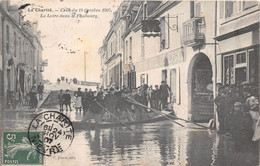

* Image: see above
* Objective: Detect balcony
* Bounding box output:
[183,17,205,47]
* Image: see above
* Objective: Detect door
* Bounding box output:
[192,55,214,122]
[170,69,176,103]
[162,70,167,82]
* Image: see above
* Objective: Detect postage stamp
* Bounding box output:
[28,111,74,156]
[2,131,44,165]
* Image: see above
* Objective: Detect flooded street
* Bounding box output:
[1,90,259,166]
[60,121,258,166]
[2,108,259,166]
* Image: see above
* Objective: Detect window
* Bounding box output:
[19,37,21,61]
[14,32,17,57]
[219,1,224,19]
[140,74,146,85]
[236,52,246,64]
[194,2,201,17]
[249,50,256,83]
[243,1,258,10]
[223,49,257,85]
[125,40,128,63]
[225,1,233,18]
[162,69,167,82]
[129,37,132,60]
[223,55,234,85]
[6,25,9,54]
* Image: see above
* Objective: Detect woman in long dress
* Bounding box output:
[74,88,82,111]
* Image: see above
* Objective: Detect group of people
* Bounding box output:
[214,82,259,150]
[57,81,171,122]
[27,83,44,108]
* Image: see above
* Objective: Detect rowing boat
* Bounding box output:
[72,110,175,130]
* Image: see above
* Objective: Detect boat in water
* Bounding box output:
[72,109,175,130]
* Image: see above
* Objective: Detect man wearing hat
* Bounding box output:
[159,81,171,110]
[63,90,72,111]
[104,87,119,121]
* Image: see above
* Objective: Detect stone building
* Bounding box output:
[99,1,141,89]
[99,0,259,123]
[122,1,217,121]
[215,1,259,89]
[0,1,44,109]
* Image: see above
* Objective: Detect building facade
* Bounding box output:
[100,1,142,89]
[0,1,44,109]
[215,1,259,88]
[100,0,259,122]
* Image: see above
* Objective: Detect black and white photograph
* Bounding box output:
[0,0,259,165]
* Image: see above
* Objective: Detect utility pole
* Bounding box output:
[84,51,86,81]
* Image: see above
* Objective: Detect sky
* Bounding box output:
[10,0,122,83]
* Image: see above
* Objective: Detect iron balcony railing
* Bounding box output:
[182,17,205,47]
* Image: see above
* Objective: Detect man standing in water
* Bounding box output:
[63,90,72,111]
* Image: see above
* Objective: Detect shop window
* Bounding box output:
[235,67,247,84]
[236,52,246,64]
[223,55,234,85]
[223,48,257,85]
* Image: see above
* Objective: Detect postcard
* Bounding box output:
[0,0,259,165]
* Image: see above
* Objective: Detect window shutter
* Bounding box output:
[160,17,166,50]
[195,2,201,17]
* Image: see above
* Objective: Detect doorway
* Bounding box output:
[190,53,214,122]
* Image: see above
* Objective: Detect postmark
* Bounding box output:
[2,131,44,165]
[28,111,74,156]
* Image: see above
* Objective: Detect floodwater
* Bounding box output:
[46,112,259,166]
[1,92,259,166]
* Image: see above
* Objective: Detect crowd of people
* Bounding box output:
[57,81,171,122]
[6,82,44,109]
[214,81,259,150]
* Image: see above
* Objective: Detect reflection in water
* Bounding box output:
[3,110,258,166]
[66,121,259,166]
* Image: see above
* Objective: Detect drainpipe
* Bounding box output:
[213,0,218,129]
